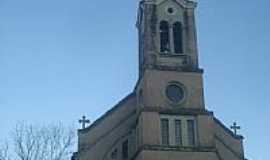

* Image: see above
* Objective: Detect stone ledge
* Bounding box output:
[139,106,213,116]
[143,64,204,73]
[131,144,216,160]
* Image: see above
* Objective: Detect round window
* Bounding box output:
[166,84,185,104]
[167,7,174,14]
[166,6,176,15]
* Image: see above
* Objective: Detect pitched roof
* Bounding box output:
[79,92,136,133]
[214,117,244,140]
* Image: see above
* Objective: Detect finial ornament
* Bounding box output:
[230,122,241,135]
[79,115,90,129]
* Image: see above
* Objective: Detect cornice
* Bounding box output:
[140,0,197,9]
[131,144,216,160]
[157,0,197,9]
[138,106,214,116]
[148,65,204,73]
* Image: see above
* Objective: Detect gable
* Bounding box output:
[78,93,137,150]
[155,0,197,9]
[156,0,185,23]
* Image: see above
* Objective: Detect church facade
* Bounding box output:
[73,0,246,160]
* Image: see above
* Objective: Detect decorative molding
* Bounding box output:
[102,131,132,160]
[131,144,216,160]
[155,0,197,9]
[141,0,156,5]
[143,144,215,152]
[139,106,213,116]
[142,62,203,73]
[215,150,225,160]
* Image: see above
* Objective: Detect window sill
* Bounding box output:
[142,144,215,152]
[159,53,186,57]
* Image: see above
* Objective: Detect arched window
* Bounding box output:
[173,22,183,54]
[160,21,170,53]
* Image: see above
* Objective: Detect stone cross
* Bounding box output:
[230,122,241,135]
[79,115,90,129]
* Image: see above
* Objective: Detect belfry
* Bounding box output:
[73,0,246,160]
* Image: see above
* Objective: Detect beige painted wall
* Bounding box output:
[135,150,219,160]
[139,69,205,109]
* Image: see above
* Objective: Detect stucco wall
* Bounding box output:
[197,115,215,147]
[140,112,161,146]
[141,69,205,109]
[138,112,215,147]
[135,150,219,160]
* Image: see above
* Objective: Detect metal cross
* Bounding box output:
[230,122,241,135]
[79,115,90,129]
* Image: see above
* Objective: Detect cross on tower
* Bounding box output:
[230,122,241,135]
[79,115,90,129]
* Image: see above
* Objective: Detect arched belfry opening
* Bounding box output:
[159,20,183,54]
[173,22,183,54]
[159,20,170,53]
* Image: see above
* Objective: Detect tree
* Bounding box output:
[0,123,75,160]
[0,142,11,160]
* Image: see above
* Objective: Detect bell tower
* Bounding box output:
[136,0,205,110]
[137,0,199,76]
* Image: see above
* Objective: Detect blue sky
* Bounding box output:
[0,0,269,159]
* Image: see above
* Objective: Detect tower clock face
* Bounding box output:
[166,83,185,104]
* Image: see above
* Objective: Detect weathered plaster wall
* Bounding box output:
[140,69,205,109]
[135,150,219,160]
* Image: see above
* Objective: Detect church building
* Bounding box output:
[73,0,246,160]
